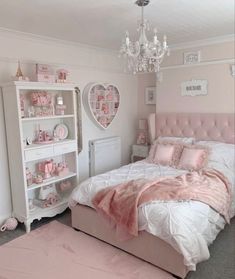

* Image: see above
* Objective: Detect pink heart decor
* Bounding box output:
[84,83,120,129]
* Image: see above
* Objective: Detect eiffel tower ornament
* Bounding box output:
[14,61,29,81]
[15,61,23,78]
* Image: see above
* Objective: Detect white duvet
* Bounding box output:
[70,160,234,271]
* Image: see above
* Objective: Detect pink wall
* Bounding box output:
[156,41,235,113]
[163,41,234,67]
[137,73,156,121]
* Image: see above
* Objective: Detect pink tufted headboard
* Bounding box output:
[148,113,235,144]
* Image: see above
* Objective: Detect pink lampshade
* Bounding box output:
[138,119,148,130]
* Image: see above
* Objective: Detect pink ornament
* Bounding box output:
[42,193,60,208]
[56,69,69,83]
[102,103,109,114]
[59,180,72,192]
[136,131,147,145]
[34,174,43,184]
[20,94,25,118]
[55,162,69,177]
[31,91,52,107]
[26,167,33,186]
[38,159,56,179]
[1,217,18,232]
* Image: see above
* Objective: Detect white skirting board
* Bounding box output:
[89,136,121,176]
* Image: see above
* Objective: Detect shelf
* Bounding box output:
[29,194,70,219]
[24,139,76,151]
[1,80,81,233]
[90,100,118,103]
[21,114,75,122]
[27,172,77,191]
[1,81,77,90]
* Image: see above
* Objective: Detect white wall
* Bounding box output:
[0,29,138,224]
[0,86,11,225]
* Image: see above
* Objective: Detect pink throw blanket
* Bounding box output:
[92,169,232,237]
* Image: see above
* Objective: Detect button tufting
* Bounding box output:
[155,114,234,144]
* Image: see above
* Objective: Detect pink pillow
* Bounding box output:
[147,140,184,166]
[153,144,175,165]
[178,146,209,171]
[153,142,184,166]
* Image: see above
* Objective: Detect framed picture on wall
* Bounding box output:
[145,87,156,105]
[184,51,201,64]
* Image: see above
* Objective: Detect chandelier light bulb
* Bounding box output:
[125,31,130,46]
[163,35,167,48]
[153,28,158,44]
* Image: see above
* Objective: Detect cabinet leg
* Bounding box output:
[24,221,31,233]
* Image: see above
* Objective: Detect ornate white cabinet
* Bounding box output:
[1,81,82,232]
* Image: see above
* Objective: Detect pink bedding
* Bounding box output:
[92,169,232,238]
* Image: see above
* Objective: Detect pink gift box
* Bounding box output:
[36,74,55,83]
[59,180,72,192]
[57,167,69,177]
[36,64,53,74]
[36,64,55,83]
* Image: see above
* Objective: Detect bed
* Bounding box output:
[70,113,235,278]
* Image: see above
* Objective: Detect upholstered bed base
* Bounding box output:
[71,204,188,278]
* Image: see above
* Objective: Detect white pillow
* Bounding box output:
[157,136,195,144]
[196,141,235,167]
[196,140,234,171]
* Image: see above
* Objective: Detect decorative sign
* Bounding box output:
[181,80,208,96]
[83,83,120,129]
[184,51,201,64]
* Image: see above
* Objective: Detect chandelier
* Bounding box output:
[120,0,169,74]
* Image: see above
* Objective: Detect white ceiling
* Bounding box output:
[0,0,234,50]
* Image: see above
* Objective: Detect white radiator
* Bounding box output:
[89,136,121,176]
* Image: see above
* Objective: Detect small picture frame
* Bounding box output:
[145,87,156,105]
[184,51,201,64]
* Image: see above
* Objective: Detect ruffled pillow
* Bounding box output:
[146,139,184,167]
[154,141,184,166]
[147,137,195,163]
[177,145,209,171]
[146,140,158,163]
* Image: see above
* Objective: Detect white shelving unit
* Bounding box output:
[1,81,82,232]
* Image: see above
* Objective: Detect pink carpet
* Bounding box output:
[0,221,174,279]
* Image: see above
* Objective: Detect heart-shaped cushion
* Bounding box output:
[84,83,120,129]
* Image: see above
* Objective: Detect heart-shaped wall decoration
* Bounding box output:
[83,83,120,129]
